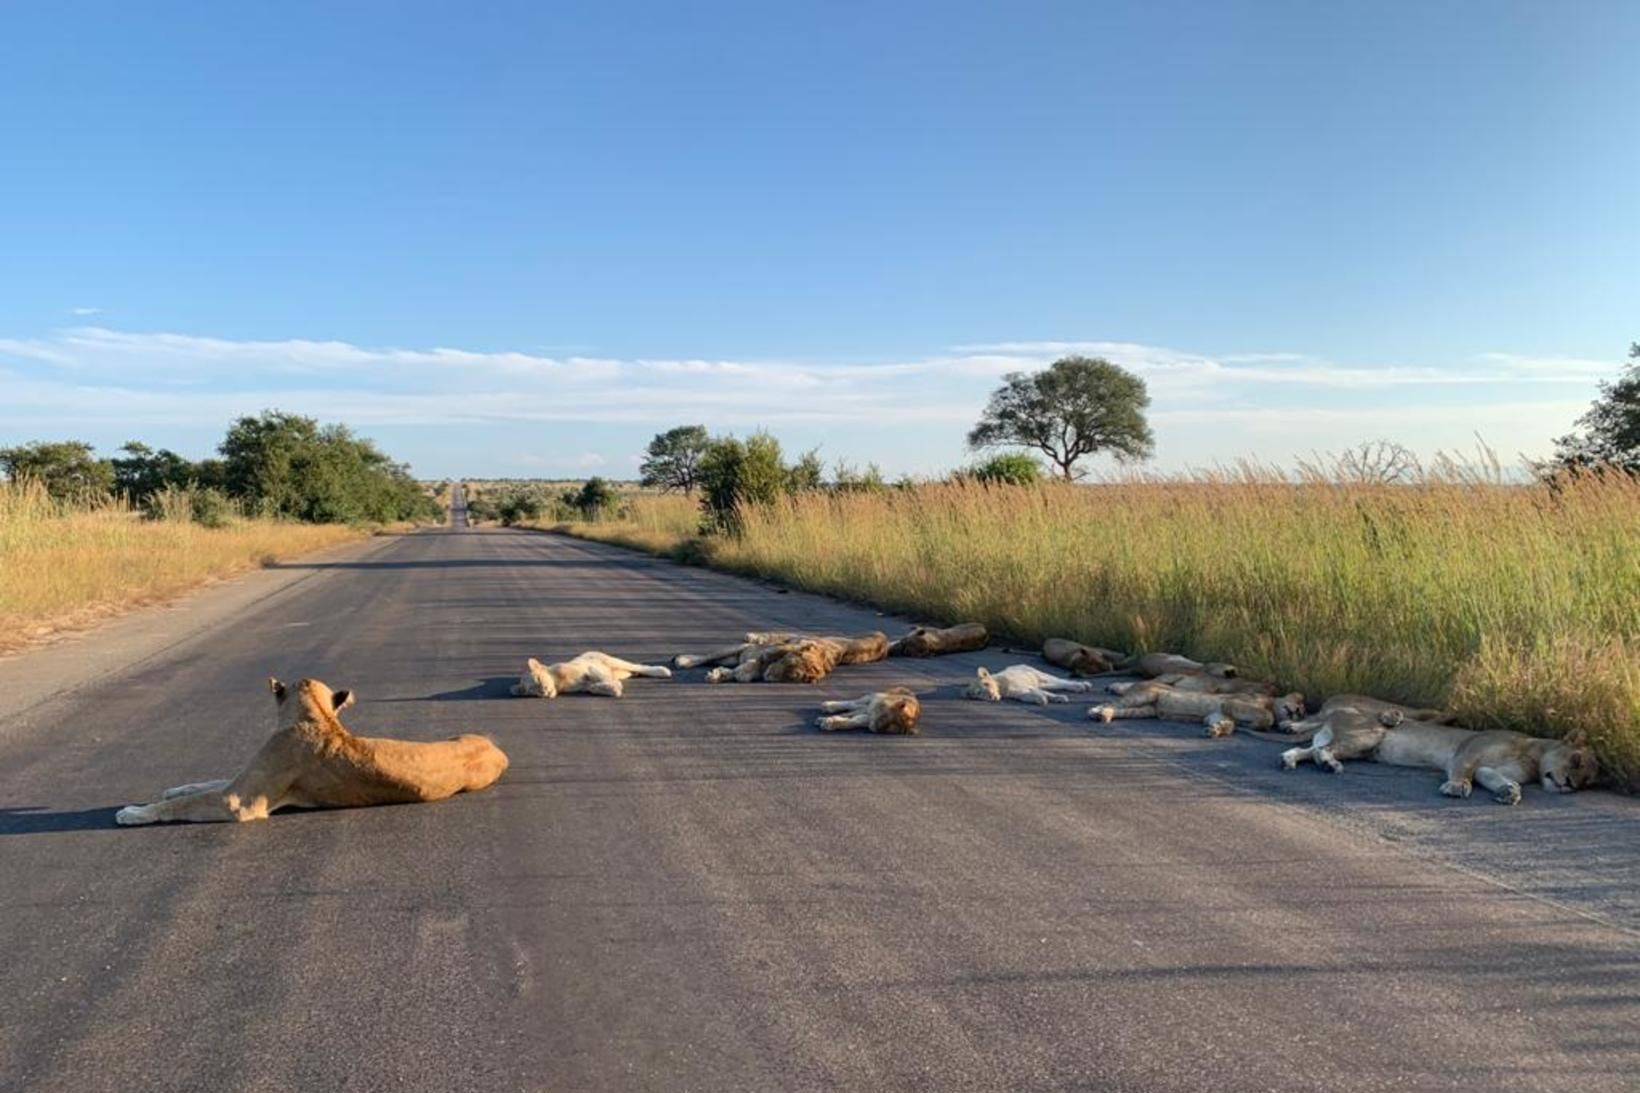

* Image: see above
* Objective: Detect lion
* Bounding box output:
[888,622,989,658]
[683,631,889,685]
[1106,675,1277,699]
[1278,693,1455,730]
[1121,652,1239,679]
[1281,708,1599,805]
[1090,683,1305,736]
[115,677,509,825]
[963,664,1094,705]
[815,688,922,734]
[1041,638,1127,676]
[511,651,672,698]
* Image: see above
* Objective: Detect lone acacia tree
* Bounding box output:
[639,425,710,493]
[967,356,1154,480]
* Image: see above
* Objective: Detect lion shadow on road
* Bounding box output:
[382,676,520,702]
[0,805,121,835]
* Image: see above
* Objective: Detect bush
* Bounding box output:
[574,477,619,517]
[962,452,1043,486]
[698,431,791,533]
[141,485,237,528]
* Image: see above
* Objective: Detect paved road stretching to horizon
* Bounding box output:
[1,525,1636,1092]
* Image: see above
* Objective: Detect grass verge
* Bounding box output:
[552,473,1640,788]
[0,482,369,654]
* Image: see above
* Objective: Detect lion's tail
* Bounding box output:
[1236,724,1321,743]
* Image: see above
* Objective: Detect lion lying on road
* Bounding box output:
[1090,684,1305,736]
[1107,675,1276,699]
[1280,705,1599,805]
[1123,652,1239,679]
[511,652,672,698]
[678,632,889,684]
[888,622,988,658]
[816,688,922,734]
[1278,693,1455,731]
[116,678,509,825]
[963,665,1094,705]
[1041,638,1127,676]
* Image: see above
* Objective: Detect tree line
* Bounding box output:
[0,410,443,525]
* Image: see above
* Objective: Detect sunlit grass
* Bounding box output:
[0,481,366,653]
[558,468,1640,786]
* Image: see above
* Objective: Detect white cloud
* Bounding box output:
[70,306,103,316]
[0,325,1615,472]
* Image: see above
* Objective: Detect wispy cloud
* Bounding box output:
[70,306,103,317]
[0,325,1617,471]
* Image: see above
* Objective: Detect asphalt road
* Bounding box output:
[1,526,1636,1092]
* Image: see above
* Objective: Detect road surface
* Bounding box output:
[1,526,1636,1092]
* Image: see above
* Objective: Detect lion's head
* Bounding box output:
[1539,731,1600,793]
[1276,692,1307,723]
[510,657,556,698]
[963,667,1002,702]
[764,641,836,684]
[269,676,353,729]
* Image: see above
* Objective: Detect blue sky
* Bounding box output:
[2,0,1635,478]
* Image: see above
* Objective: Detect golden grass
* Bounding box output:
[0,481,366,654]
[559,472,1640,786]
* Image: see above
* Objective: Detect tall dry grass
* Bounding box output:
[561,469,1640,785]
[0,481,365,653]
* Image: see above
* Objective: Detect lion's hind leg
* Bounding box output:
[819,696,868,714]
[117,786,269,825]
[599,654,672,679]
[816,712,870,732]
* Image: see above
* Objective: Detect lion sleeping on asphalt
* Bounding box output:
[815,688,922,734]
[511,651,672,698]
[1041,638,1127,676]
[1279,703,1599,805]
[1090,683,1305,736]
[675,631,889,684]
[963,664,1094,705]
[888,622,989,658]
[116,677,509,825]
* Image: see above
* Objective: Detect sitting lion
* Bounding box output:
[116,677,509,825]
[688,632,889,685]
[511,651,672,698]
[1041,638,1127,676]
[888,622,989,658]
[1281,707,1599,805]
[963,664,1094,705]
[1090,683,1305,736]
[815,688,922,734]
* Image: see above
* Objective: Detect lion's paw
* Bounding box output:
[115,805,154,826]
[1493,783,1523,806]
[1440,779,1472,799]
[1089,705,1116,723]
[1280,750,1301,770]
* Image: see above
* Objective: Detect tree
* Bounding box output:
[639,425,710,493]
[967,356,1154,480]
[832,460,887,492]
[0,440,114,500]
[1553,343,1640,473]
[787,449,825,492]
[697,430,790,533]
[111,441,198,503]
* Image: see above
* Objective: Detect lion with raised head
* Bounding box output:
[1281,706,1599,805]
[115,677,509,825]
[686,632,890,685]
[1090,683,1305,736]
[888,622,989,658]
[511,651,672,698]
[815,688,922,734]
[963,664,1094,705]
[1041,638,1127,676]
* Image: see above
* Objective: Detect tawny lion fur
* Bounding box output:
[1278,693,1455,732]
[1280,706,1599,806]
[1090,684,1305,736]
[888,622,989,658]
[1122,652,1239,679]
[115,678,509,825]
[963,664,1094,705]
[815,688,922,734]
[1041,638,1128,676]
[511,651,672,698]
[679,632,890,685]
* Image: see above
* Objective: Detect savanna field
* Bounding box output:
[551,469,1640,787]
[0,481,366,653]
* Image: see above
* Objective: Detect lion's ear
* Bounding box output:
[331,689,355,712]
[527,657,543,669]
[269,677,288,703]
[1563,729,1589,749]
[976,667,992,679]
